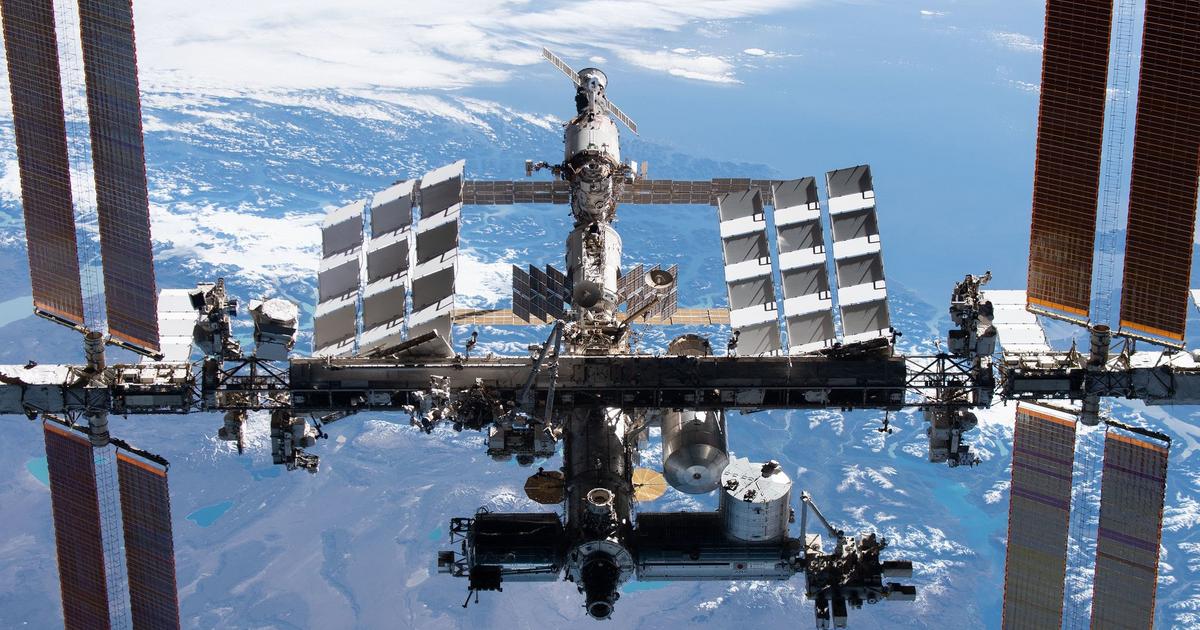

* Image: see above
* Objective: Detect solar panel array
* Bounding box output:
[1016,0,1200,346]
[1026,0,1114,321]
[619,263,678,321]
[773,178,836,353]
[78,0,159,353]
[826,166,892,344]
[1089,430,1169,629]
[1001,404,1076,629]
[1117,0,1200,344]
[43,421,112,630]
[461,179,782,207]
[512,264,572,322]
[0,0,86,327]
[117,452,180,629]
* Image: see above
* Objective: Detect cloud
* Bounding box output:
[920,9,947,18]
[990,31,1043,53]
[616,48,740,84]
[107,0,826,91]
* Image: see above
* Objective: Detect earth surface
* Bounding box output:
[1,1,1199,628]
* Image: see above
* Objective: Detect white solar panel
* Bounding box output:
[984,290,1051,354]
[825,165,891,344]
[772,178,836,354]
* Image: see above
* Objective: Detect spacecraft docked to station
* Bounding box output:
[0,0,1197,628]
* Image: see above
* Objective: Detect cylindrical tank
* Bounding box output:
[661,410,728,494]
[567,223,622,315]
[668,334,712,357]
[565,113,620,165]
[719,458,792,542]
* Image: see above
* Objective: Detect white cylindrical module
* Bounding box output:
[719,457,792,542]
[661,410,728,494]
[567,223,622,314]
[565,113,620,165]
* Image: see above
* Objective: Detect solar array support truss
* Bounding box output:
[1117,0,1200,345]
[43,421,112,630]
[1001,403,1076,630]
[825,165,891,344]
[1025,0,1114,323]
[717,189,781,355]
[771,178,836,353]
[117,451,181,630]
[0,0,86,327]
[1089,429,1169,629]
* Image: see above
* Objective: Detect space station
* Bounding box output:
[0,0,1197,628]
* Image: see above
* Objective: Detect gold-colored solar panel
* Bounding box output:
[1118,0,1200,344]
[0,0,86,326]
[43,422,112,630]
[117,452,181,630]
[1089,431,1169,629]
[78,0,159,352]
[1002,404,1076,630]
[1026,0,1113,321]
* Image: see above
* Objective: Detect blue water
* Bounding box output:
[622,581,671,593]
[0,295,31,328]
[25,457,48,486]
[187,500,234,527]
[243,458,282,481]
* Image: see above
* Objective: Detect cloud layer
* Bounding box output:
[125,0,816,90]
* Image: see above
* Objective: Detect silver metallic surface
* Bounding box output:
[720,457,792,542]
[661,410,728,494]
